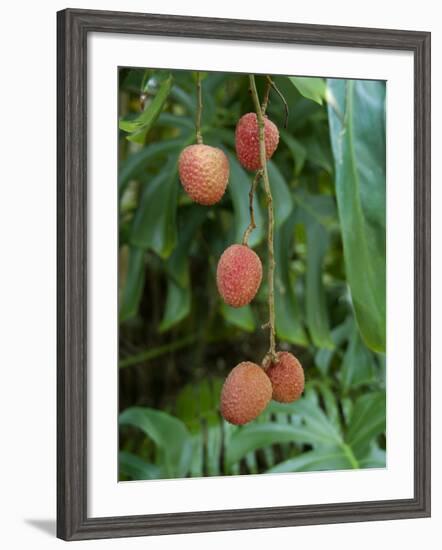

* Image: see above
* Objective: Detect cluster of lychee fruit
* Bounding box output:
[221,352,305,425]
[178,108,304,426]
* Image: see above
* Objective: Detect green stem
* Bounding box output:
[242,169,262,246]
[119,335,197,369]
[195,72,203,144]
[249,74,277,364]
[341,442,359,469]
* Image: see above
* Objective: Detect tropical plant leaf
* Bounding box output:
[159,206,207,332]
[274,212,308,346]
[130,155,179,259]
[327,79,386,352]
[314,317,352,376]
[220,302,256,332]
[267,446,353,473]
[290,76,326,105]
[119,450,161,480]
[346,391,386,459]
[119,246,145,322]
[227,152,264,248]
[159,280,190,333]
[279,129,307,176]
[339,323,377,392]
[118,138,185,195]
[119,407,192,478]
[267,161,293,227]
[119,74,173,143]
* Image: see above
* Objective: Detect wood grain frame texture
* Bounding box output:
[57,8,431,541]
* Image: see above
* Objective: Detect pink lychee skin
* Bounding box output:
[235,112,279,171]
[178,144,229,205]
[221,362,272,425]
[266,351,305,403]
[216,244,263,308]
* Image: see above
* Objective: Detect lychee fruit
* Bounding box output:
[235,112,279,171]
[216,244,262,308]
[221,362,272,425]
[266,352,305,403]
[178,144,229,205]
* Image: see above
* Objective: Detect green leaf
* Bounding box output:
[340,323,377,392]
[227,153,264,248]
[226,396,345,470]
[119,75,173,143]
[300,196,335,349]
[267,446,353,473]
[220,302,256,332]
[118,138,189,196]
[314,317,352,376]
[159,280,190,333]
[164,206,207,287]
[327,79,386,352]
[267,161,293,227]
[159,206,207,332]
[346,391,386,459]
[225,423,318,470]
[312,380,341,431]
[279,130,307,176]
[119,407,192,478]
[130,155,179,259]
[290,76,326,105]
[119,451,161,480]
[274,212,308,346]
[359,444,386,469]
[119,246,145,322]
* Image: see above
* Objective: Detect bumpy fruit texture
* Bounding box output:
[178,144,229,205]
[216,244,262,308]
[221,362,272,425]
[235,112,279,171]
[266,351,305,403]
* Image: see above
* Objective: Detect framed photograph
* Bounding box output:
[57,8,431,541]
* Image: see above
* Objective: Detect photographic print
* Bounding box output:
[117,68,386,481]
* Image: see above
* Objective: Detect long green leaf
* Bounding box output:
[290,77,326,105]
[159,206,207,332]
[119,451,161,480]
[340,323,377,392]
[327,79,386,352]
[274,212,308,346]
[267,446,353,473]
[226,424,317,470]
[220,302,256,332]
[299,195,335,349]
[119,407,192,478]
[267,161,293,227]
[119,75,173,143]
[346,391,386,459]
[130,155,179,258]
[119,246,145,322]
[227,153,264,248]
[118,138,190,195]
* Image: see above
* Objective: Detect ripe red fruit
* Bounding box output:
[216,244,262,308]
[266,351,305,403]
[221,362,272,425]
[178,144,229,205]
[235,112,279,171]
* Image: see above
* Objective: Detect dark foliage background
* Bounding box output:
[118,68,386,480]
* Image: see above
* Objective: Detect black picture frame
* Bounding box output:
[57,8,431,541]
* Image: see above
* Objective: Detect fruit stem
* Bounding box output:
[249,74,277,363]
[261,77,272,114]
[242,169,262,246]
[267,76,289,128]
[195,71,203,144]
